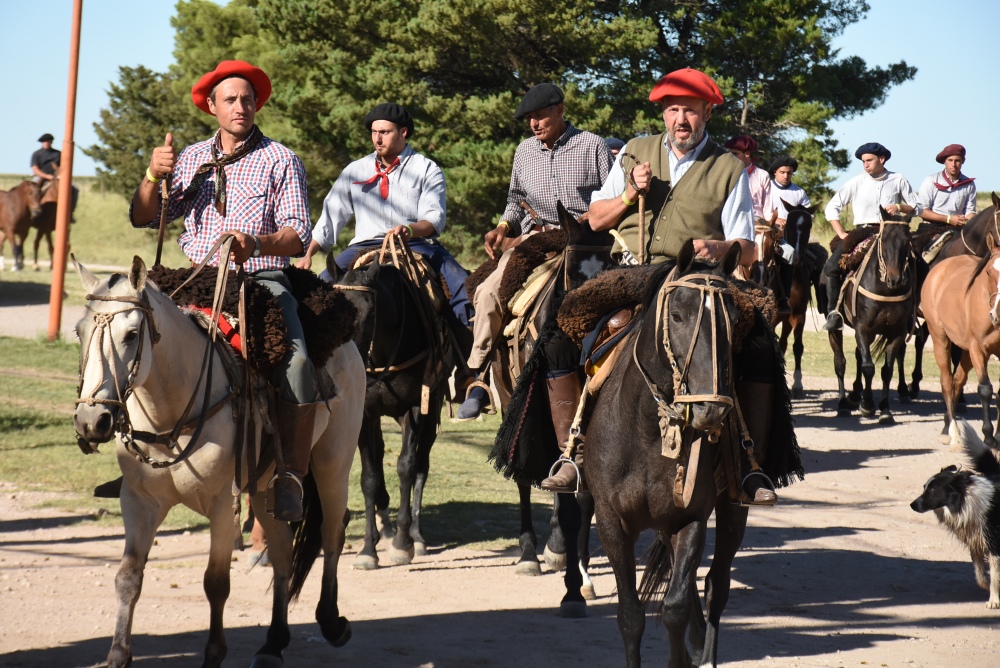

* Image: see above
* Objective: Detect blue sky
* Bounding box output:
[1,1,997,192]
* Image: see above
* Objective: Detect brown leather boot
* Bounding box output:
[736,381,778,506]
[540,373,584,493]
[270,399,324,522]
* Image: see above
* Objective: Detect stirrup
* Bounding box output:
[464,380,496,415]
[264,472,304,517]
[541,457,582,494]
[738,471,777,507]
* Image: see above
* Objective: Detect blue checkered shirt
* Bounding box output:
[130,130,312,272]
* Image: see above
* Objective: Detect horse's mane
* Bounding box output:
[966,248,996,292]
[638,258,724,312]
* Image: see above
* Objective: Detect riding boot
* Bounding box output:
[271,399,323,522]
[736,381,778,505]
[823,271,845,331]
[540,372,585,493]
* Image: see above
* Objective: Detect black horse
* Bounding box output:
[910,193,999,398]
[829,209,916,423]
[487,202,614,604]
[586,241,748,667]
[774,200,822,399]
[334,255,454,569]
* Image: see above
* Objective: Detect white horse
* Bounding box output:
[72,256,365,668]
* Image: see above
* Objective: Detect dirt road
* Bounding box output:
[1,375,998,667]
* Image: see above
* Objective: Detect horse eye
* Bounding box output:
[671,311,683,323]
[123,330,138,343]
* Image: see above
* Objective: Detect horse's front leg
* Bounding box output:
[970,348,997,447]
[407,393,441,557]
[32,230,42,271]
[791,315,806,400]
[663,520,707,668]
[249,493,294,666]
[389,408,418,565]
[594,506,642,667]
[699,496,749,668]
[544,492,567,571]
[354,416,387,570]
[512,483,541,575]
[578,490,597,600]
[855,332,876,416]
[895,335,911,403]
[910,321,928,398]
[828,329,852,415]
[107,488,170,668]
[878,336,906,424]
[557,492,586,617]
[201,494,236,668]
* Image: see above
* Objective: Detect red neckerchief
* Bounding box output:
[354,156,401,199]
[934,170,975,192]
[746,163,756,175]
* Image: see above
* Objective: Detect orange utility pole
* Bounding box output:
[47,0,84,341]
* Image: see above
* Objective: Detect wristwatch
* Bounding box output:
[250,235,261,258]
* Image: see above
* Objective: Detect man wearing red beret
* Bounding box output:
[725,134,774,224]
[917,144,977,229]
[129,60,318,522]
[540,69,803,506]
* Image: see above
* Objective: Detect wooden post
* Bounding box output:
[47,0,84,341]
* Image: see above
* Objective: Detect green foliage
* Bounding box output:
[85,0,915,259]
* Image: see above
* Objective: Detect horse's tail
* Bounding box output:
[289,472,323,601]
[869,335,887,363]
[637,536,673,610]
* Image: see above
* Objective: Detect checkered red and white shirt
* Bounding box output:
[131,129,312,273]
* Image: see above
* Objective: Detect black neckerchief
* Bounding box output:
[182,125,263,216]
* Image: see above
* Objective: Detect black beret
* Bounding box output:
[768,155,799,175]
[514,83,564,120]
[855,142,890,161]
[38,133,54,142]
[364,103,415,137]
[604,137,626,152]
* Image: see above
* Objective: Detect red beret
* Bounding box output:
[191,60,272,115]
[724,135,757,153]
[649,68,724,105]
[935,143,966,164]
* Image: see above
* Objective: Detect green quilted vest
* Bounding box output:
[616,134,745,264]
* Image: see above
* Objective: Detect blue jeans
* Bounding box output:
[325,237,473,328]
[254,270,315,404]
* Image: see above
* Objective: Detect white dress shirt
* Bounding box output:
[771,182,811,219]
[313,145,446,250]
[592,132,754,242]
[824,169,921,225]
[917,171,977,218]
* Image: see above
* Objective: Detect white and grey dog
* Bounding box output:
[911,420,1000,609]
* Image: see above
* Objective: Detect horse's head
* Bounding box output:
[557,201,614,289]
[73,256,160,450]
[41,170,60,206]
[646,240,742,438]
[981,232,1000,327]
[751,213,777,282]
[780,199,816,264]
[22,181,42,219]
[337,260,383,352]
[877,205,913,290]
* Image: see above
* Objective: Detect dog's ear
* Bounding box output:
[941,464,959,473]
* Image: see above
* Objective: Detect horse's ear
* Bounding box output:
[780,198,795,213]
[992,192,999,210]
[808,204,819,214]
[767,208,778,225]
[722,241,742,275]
[128,255,147,293]
[677,239,695,272]
[325,253,343,283]
[879,205,891,221]
[557,201,579,235]
[72,253,100,293]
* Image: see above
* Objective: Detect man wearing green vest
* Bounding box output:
[541,68,788,505]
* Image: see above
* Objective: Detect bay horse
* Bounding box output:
[774,200,821,398]
[585,240,748,666]
[72,256,365,668]
[30,171,61,270]
[485,202,614,595]
[0,180,42,271]
[911,193,1000,398]
[922,232,1000,447]
[331,246,456,569]
[828,209,916,423]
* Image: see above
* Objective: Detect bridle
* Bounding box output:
[633,271,736,440]
[960,206,1000,256]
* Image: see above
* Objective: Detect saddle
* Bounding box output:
[352,243,452,314]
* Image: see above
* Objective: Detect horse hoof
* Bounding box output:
[413,541,428,557]
[515,559,542,576]
[859,405,875,418]
[581,583,597,600]
[328,617,352,648]
[939,433,952,445]
[543,545,567,572]
[791,387,805,401]
[897,394,911,404]
[878,414,895,425]
[389,545,415,565]
[248,550,271,568]
[837,409,853,418]
[353,554,379,570]
[910,386,921,399]
[558,601,588,618]
[249,654,283,668]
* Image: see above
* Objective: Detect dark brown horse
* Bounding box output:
[774,200,821,398]
[586,241,748,667]
[30,172,61,270]
[829,209,916,423]
[0,180,42,271]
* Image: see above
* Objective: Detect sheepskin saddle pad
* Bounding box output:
[147,265,357,378]
[557,265,776,356]
[465,228,568,308]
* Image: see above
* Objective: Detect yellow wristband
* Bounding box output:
[497,221,510,231]
[145,167,160,184]
[622,191,637,207]
[406,224,414,237]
